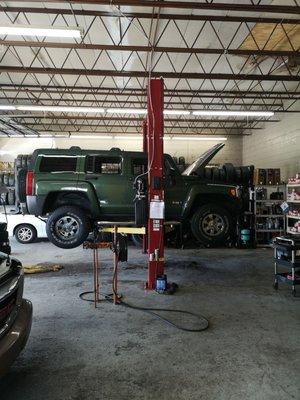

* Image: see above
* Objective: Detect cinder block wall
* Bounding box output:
[243,113,300,181]
[0,136,243,166]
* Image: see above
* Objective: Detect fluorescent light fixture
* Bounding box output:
[164,110,190,115]
[106,108,147,115]
[17,105,105,113]
[0,25,82,38]
[114,135,142,140]
[51,134,69,138]
[172,136,227,141]
[192,110,274,117]
[0,105,16,110]
[70,135,113,139]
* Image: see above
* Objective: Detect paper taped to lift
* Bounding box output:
[149,200,165,219]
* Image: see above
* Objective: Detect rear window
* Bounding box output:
[39,156,77,172]
[86,156,122,174]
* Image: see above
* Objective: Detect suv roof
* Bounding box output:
[31,147,147,158]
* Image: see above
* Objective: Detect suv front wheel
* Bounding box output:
[191,203,234,247]
[46,206,90,249]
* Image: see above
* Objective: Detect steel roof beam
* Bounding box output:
[0,84,298,98]
[0,97,284,108]
[18,1,300,15]
[0,40,297,58]
[1,66,299,81]
[1,6,299,24]
[0,115,279,123]
[24,123,261,130]
[0,88,297,101]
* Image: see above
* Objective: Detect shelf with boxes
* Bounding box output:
[252,183,286,246]
[286,173,300,235]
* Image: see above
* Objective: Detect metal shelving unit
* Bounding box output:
[252,184,286,247]
[286,182,300,236]
[273,236,300,297]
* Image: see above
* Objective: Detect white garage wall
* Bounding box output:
[0,135,243,166]
[243,113,300,181]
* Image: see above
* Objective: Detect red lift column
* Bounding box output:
[142,119,147,153]
[142,119,148,254]
[146,78,165,289]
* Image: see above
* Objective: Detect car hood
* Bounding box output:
[182,143,225,176]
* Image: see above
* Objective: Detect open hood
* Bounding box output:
[182,143,225,176]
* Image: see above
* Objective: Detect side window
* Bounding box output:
[132,157,147,176]
[39,156,77,173]
[86,156,122,175]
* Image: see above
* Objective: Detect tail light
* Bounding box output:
[229,188,237,197]
[26,171,34,195]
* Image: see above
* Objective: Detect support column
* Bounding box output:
[146,78,164,289]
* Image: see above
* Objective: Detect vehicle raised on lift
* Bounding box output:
[22,144,252,249]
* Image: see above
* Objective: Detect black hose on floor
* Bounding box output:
[79,291,209,332]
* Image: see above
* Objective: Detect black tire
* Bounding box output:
[21,155,28,169]
[8,174,15,187]
[16,168,27,203]
[15,155,23,169]
[235,167,242,183]
[15,224,37,244]
[191,203,234,246]
[7,190,15,205]
[27,155,33,169]
[219,167,226,182]
[3,174,9,186]
[223,163,236,183]
[204,168,212,180]
[46,206,90,249]
[241,166,251,185]
[178,156,185,165]
[212,167,220,182]
[131,234,143,247]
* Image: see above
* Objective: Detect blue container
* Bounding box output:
[240,229,251,244]
[156,275,167,292]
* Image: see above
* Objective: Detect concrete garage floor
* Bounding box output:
[1,239,300,400]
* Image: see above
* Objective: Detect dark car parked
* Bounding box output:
[0,243,32,377]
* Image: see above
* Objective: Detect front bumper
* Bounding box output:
[0,299,33,377]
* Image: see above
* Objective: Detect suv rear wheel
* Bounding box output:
[15,224,37,244]
[191,203,234,246]
[46,206,90,249]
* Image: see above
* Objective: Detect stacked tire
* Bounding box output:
[202,164,254,186]
[0,172,15,205]
[14,154,31,206]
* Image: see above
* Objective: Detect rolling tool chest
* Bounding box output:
[273,236,300,296]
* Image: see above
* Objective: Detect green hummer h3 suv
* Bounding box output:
[25,144,252,249]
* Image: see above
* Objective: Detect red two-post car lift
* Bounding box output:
[144,78,165,290]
